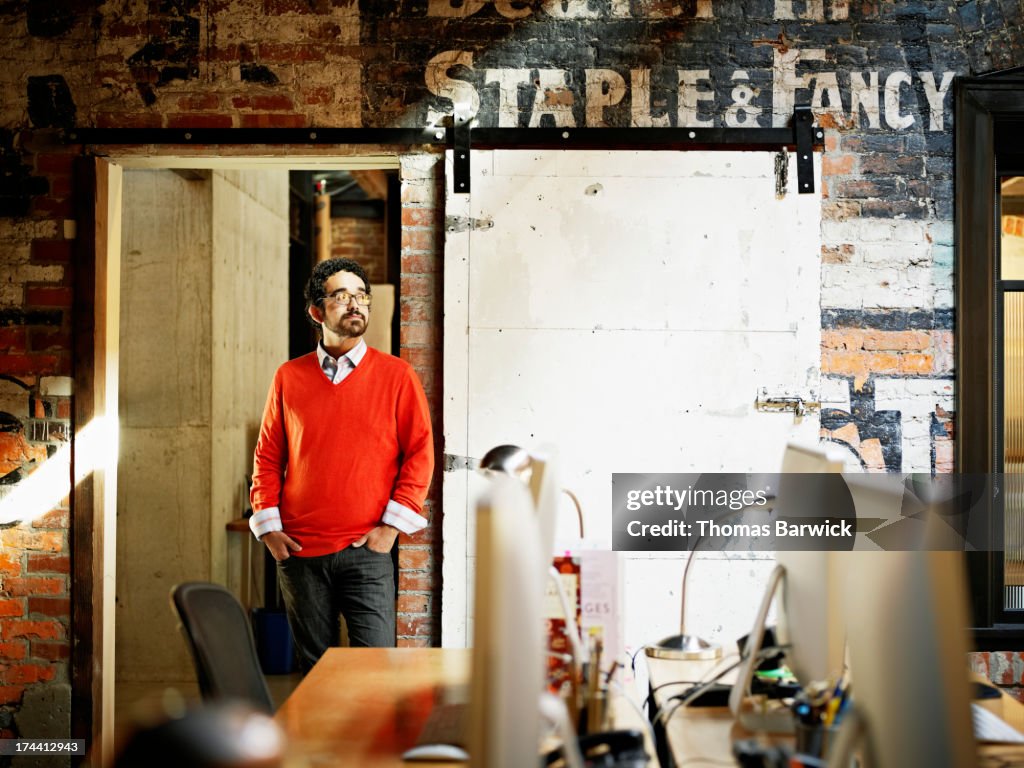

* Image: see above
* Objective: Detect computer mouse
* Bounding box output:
[402,743,470,762]
[973,681,1002,700]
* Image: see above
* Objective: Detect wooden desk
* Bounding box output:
[276,647,656,767]
[276,648,470,767]
[646,656,1024,766]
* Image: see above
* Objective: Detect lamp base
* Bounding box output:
[645,633,722,661]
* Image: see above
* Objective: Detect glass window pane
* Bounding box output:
[1003,176,1024,279]
[1005,291,1024,610]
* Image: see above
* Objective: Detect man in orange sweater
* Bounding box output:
[249,258,434,670]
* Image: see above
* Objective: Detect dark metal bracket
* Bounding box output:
[66,107,824,196]
[452,109,472,194]
[793,104,819,194]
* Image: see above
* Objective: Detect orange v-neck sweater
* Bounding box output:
[251,347,434,557]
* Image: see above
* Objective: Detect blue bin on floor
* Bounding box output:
[252,608,295,675]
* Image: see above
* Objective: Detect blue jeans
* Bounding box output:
[275,544,396,672]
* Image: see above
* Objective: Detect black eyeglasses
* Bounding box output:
[323,290,372,307]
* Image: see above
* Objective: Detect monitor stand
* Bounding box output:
[728,564,794,734]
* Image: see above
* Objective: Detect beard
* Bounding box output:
[326,310,368,338]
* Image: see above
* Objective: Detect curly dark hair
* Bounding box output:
[303,258,371,330]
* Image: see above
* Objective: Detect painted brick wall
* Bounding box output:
[0,0,1022,743]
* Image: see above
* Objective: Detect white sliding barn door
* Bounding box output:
[442,150,822,650]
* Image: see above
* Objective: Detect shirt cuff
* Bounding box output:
[250,507,283,539]
[382,500,427,535]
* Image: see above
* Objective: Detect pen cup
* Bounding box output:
[795,722,839,759]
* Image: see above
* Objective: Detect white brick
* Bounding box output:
[860,242,929,266]
[820,376,852,411]
[14,264,64,283]
[928,220,954,247]
[893,221,926,243]
[820,220,858,244]
[858,220,894,242]
[39,377,73,397]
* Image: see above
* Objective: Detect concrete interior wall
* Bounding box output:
[116,169,288,682]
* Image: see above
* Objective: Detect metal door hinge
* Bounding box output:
[444,453,480,472]
[755,388,821,418]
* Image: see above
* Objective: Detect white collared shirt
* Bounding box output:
[316,338,367,384]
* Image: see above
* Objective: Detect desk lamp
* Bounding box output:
[646,489,776,661]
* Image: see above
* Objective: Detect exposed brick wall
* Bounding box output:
[330,216,387,282]
[396,155,444,648]
[0,375,71,738]
[970,652,1024,703]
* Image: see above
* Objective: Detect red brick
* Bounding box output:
[399,348,438,371]
[0,641,27,660]
[397,593,429,613]
[239,113,308,128]
[0,554,21,578]
[26,554,69,574]
[1,620,63,641]
[258,43,327,62]
[34,154,75,175]
[167,113,233,129]
[0,686,25,705]
[0,529,63,553]
[398,571,435,591]
[304,87,334,105]
[822,153,855,176]
[401,207,437,227]
[0,328,27,354]
[401,275,435,299]
[0,354,61,377]
[0,663,56,685]
[400,324,439,348]
[25,287,72,308]
[400,300,436,325]
[27,597,70,618]
[400,253,440,274]
[396,614,432,637]
[30,240,73,263]
[397,636,431,648]
[48,176,72,198]
[95,112,163,129]
[31,197,73,218]
[177,94,221,111]
[398,548,432,570]
[0,600,24,618]
[30,641,69,662]
[3,577,65,597]
[31,509,69,529]
[402,229,436,252]
[251,94,295,111]
[28,328,71,352]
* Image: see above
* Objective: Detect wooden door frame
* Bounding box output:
[955,71,1024,642]
[69,153,403,761]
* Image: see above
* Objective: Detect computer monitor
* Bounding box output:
[835,550,976,768]
[468,473,547,768]
[729,441,850,726]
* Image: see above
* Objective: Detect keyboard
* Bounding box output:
[972,703,1024,743]
[402,702,470,762]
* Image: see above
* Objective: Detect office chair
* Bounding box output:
[112,700,284,768]
[170,581,275,715]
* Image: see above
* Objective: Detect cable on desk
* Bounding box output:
[655,645,790,729]
[608,679,658,750]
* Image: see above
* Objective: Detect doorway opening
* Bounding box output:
[72,152,440,759]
